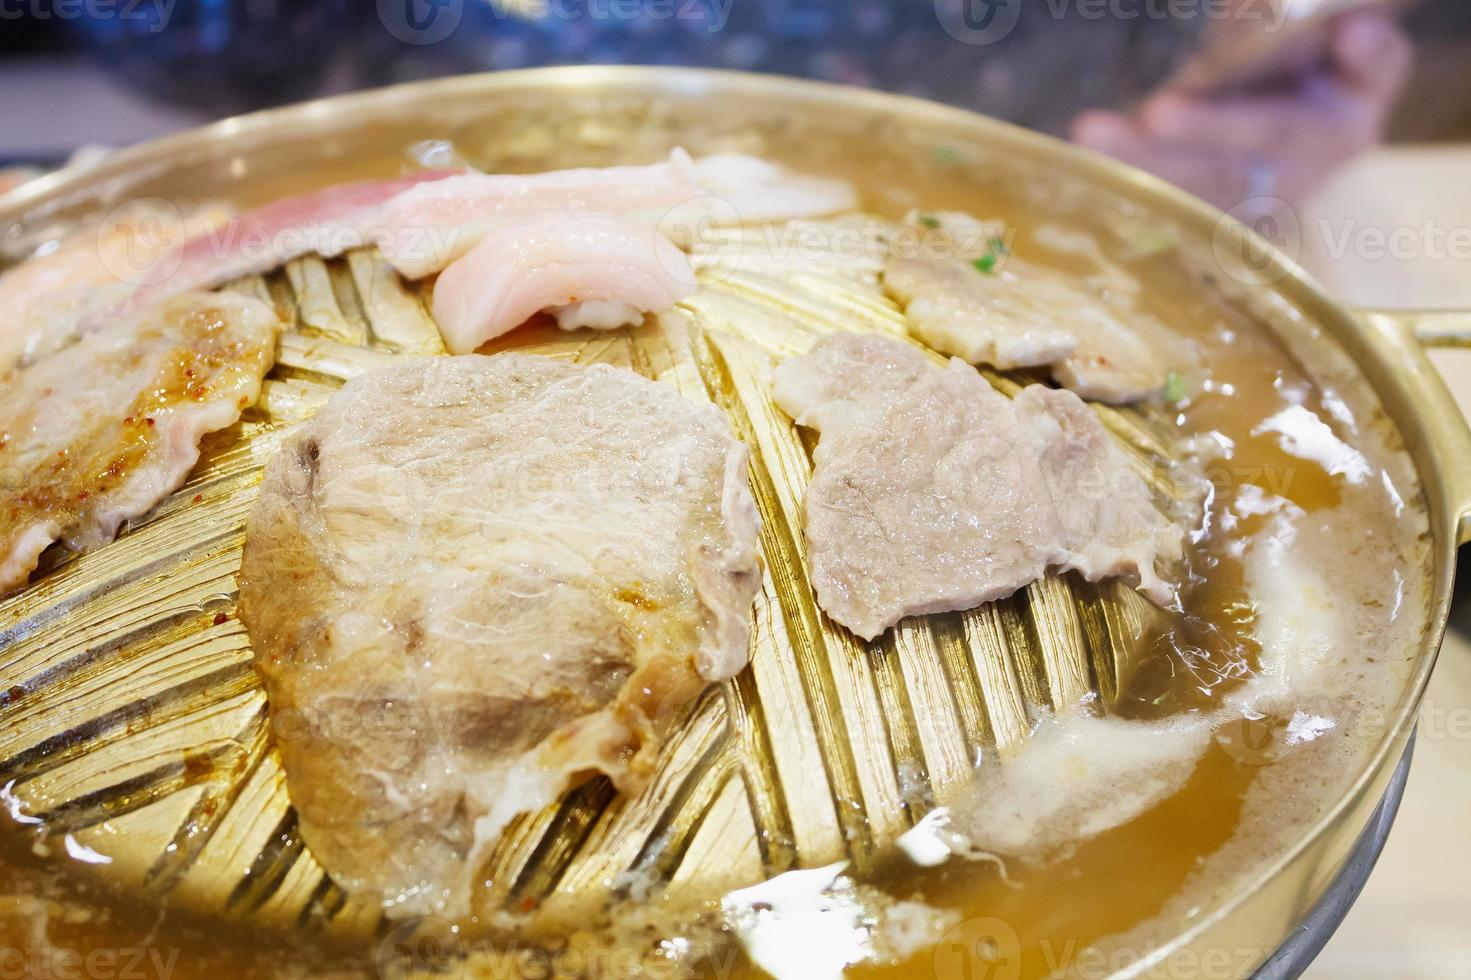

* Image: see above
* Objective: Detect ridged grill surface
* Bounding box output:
[0,227,1187,941]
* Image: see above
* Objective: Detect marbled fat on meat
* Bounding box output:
[237,354,762,917]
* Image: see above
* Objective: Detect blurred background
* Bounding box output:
[1,1,1469,976]
[1,1,1469,173]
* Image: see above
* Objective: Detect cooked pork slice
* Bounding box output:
[883,254,1079,370]
[771,334,1178,640]
[1037,281,1171,404]
[0,292,280,595]
[881,212,1168,403]
[237,355,761,917]
[772,334,1061,641]
[1012,385,1180,603]
[430,213,696,354]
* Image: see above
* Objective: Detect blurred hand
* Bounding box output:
[1071,10,1413,211]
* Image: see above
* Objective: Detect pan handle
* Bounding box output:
[1359,309,1471,546]
[1368,310,1471,351]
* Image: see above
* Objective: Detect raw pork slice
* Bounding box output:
[237,355,762,917]
[376,150,857,277]
[690,154,858,223]
[654,154,860,247]
[114,171,461,319]
[881,212,1169,403]
[376,150,700,278]
[772,333,1179,640]
[0,203,232,371]
[430,213,696,354]
[0,291,280,595]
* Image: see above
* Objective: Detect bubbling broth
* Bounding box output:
[0,101,1433,980]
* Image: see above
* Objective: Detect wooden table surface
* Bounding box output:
[1298,145,1471,979]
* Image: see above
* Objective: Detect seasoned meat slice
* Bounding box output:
[881,212,1169,403]
[0,291,280,595]
[772,333,1178,640]
[238,354,761,917]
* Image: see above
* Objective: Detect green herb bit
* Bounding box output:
[990,234,1008,254]
[932,145,963,166]
[1163,370,1187,403]
[972,253,998,274]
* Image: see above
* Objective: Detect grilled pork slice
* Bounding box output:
[237,354,762,917]
[881,212,1171,403]
[772,333,1179,641]
[0,291,280,596]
